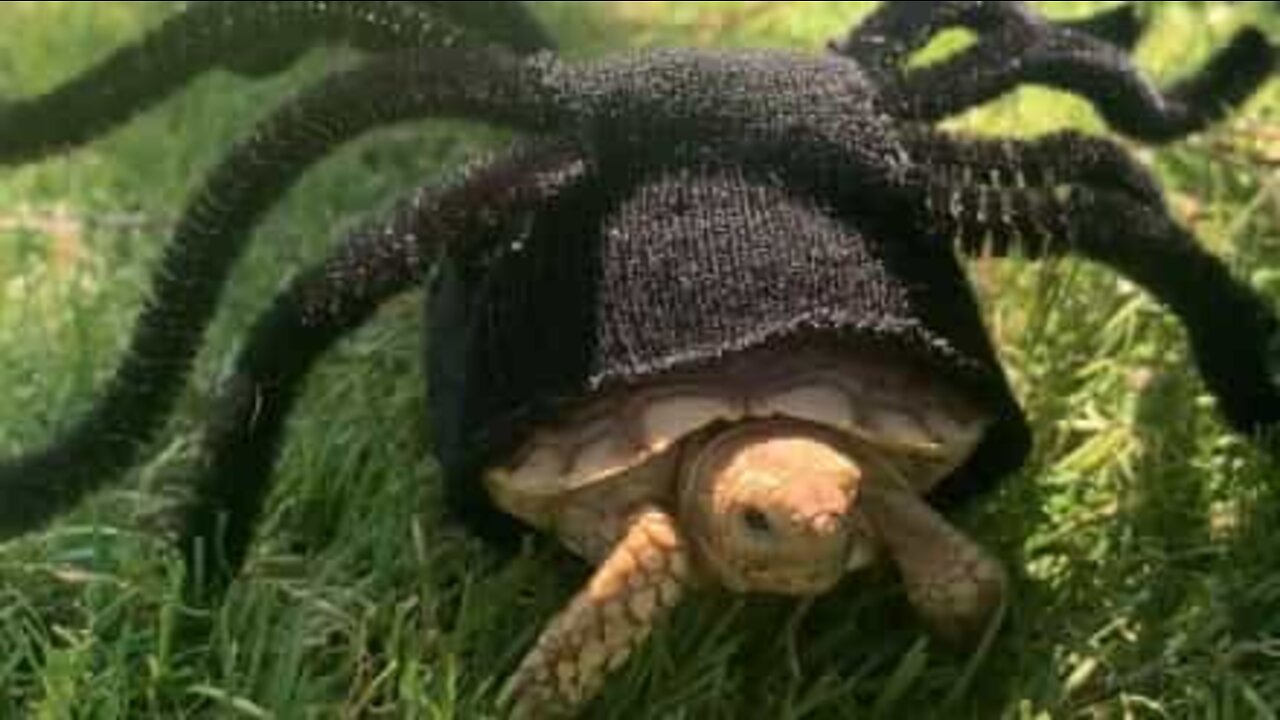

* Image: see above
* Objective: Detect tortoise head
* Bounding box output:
[679,419,870,595]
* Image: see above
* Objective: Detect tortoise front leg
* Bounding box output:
[501,507,691,718]
[860,480,1007,644]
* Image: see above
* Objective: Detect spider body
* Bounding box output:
[0,2,1278,717]
[424,86,1031,543]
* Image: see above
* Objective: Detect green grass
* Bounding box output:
[1,2,1278,718]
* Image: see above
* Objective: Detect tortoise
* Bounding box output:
[483,343,1003,716]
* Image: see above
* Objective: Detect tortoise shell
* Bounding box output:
[485,343,991,543]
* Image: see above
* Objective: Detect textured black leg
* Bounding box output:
[181,197,430,598]
[900,127,1166,211]
[0,49,554,541]
[0,1,553,164]
[1065,193,1280,435]
[903,130,1280,434]
[227,2,555,77]
[835,1,1276,141]
[427,2,555,55]
[180,142,587,598]
[835,1,1141,73]
[1058,5,1144,50]
[894,26,1275,141]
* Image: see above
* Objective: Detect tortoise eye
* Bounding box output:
[741,507,773,535]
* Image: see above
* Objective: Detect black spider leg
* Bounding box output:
[899,125,1166,226]
[835,1,1276,142]
[1056,5,1144,50]
[226,2,554,77]
[0,49,559,541]
[428,2,555,56]
[181,142,589,598]
[901,130,1280,434]
[0,1,554,165]
[835,1,1143,73]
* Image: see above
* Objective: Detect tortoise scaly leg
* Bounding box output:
[500,507,691,718]
[860,481,1007,644]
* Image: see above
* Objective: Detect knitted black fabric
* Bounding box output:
[536,50,910,201]
[428,163,1031,543]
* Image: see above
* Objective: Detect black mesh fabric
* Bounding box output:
[428,163,1032,543]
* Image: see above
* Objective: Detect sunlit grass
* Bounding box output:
[1,2,1278,718]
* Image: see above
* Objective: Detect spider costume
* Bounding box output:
[0,0,1276,645]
